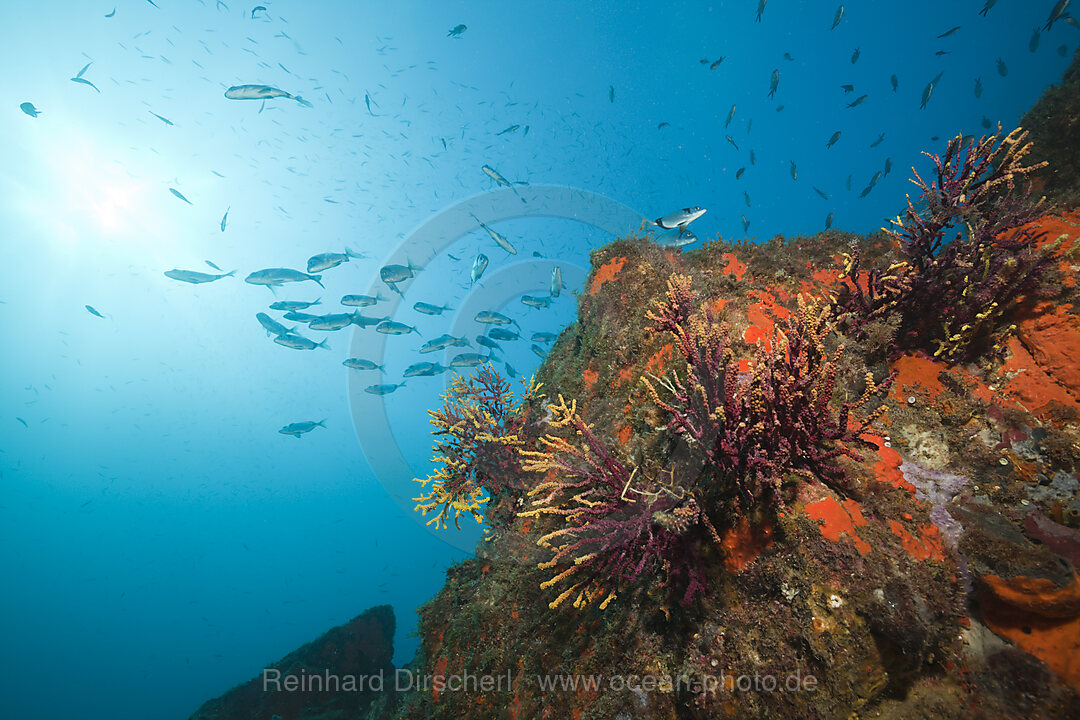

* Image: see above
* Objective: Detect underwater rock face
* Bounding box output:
[187,604,398,720]
[393,196,1080,719]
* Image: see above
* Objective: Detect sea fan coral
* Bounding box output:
[414,364,541,530]
[519,395,717,609]
[833,126,1054,362]
[643,274,889,507]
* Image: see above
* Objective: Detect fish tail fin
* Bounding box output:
[294,96,313,108]
[317,339,332,351]
[311,274,324,288]
[408,258,422,273]
[224,270,237,277]
[413,326,423,337]
[443,304,454,312]
[268,284,278,297]
[317,419,327,427]
[344,246,366,259]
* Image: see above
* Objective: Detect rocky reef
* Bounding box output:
[396,128,1080,720]
[187,605,400,720]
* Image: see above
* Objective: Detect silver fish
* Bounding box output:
[531,344,547,359]
[1045,0,1070,31]
[521,295,550,309]
[404,362,448,377]
[414,302,452,315]
[270,298,321,311]
[341,294,381,307]
[307,248,365,273]
[365,382,405,395]
[419,334,470,354]
[170,188,193,205]
[246,268,324,292]
[488,328,520,341]
[20,102,41,117]
[220,208,229,232]
[279,420,325,438]
[376,320,419,335]
[476,335,502,351]
[164,269,235,284]
[308,313,356,331]
[475,310,518,328]
[830,4,843,29]
[343,358,383,371]
[449,353,489,368]
[532,332,558,343]
[481,164,525,203]
[352,314,387,328]
[256,312,293,337]
[550,266,562,298]
[283,311,321,323]
[768,69,779,98]
[224,84,312,107]
[654,206,707,231]
[470,214,517,255]
[380,262,419,297]
[274,333,329,350]
[471,253,489,285]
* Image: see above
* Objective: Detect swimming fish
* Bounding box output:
[725,104,736,128]
[224,84,312,108]
[735,167,745,179]
[521,295,551,309]
[550,266,562,298]
[531,344,547,359]
[381,262,419,296]
[481,164,525,203]
[309,313,357,331]
[343,358,383,371]
[403,362,447,377]
[840,84,854,93]
[979,0,997,16]
[890,74,898,92]
[790,161,798,181]
[475,335,501,352]
[741,215,750,232]
[1030,27,1041,53]
[376,320,419,335]
[475,310,519,329]
[105,7,115,16]
[220,208,229,232]
[164,269,235,284]
[710,58,724,69]
[205,261,222,271]
[414,302,452,315]
[830,5,843,29]
[826,131,841,148]
[70,77,100,93]
[846,94,868,108]
[813,187,829,200]
[85,304,105,318]
[307,248,365,273]
[996,58,1008,77]
[449,353,489,368]
[495,125,520,136]
[870,132,885,147]
[725,135,740,151]
[19,102,41,117]
[532,332,558,343]
[825,213,834,230]
[937,25,961,38]
[170,188,193,205]
[471,253,489,286]
[471,214,517,255]
[448,24,467,37]
[279,420,325,438]
[270,298,321,311]
[149,110,173,125]
[768,69,779,98]
[654,206,706,232]
[365,382,405,395]
[341,294,380,307]
[609,85,615,102]
[974,77,983,98]
[419,334,470,354]
[256,312,294,337]
[851,47,860,64]
[274,333,329,350]
[1045,0,1070,31]
[488,328,520,341]
[251,5,267,19]
[351,314,387,328]
[755,0,767,22]
[246,268,324,292]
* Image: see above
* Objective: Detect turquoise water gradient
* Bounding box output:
[0,1,1070,718]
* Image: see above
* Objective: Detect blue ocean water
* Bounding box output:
[0,1,1070,718]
